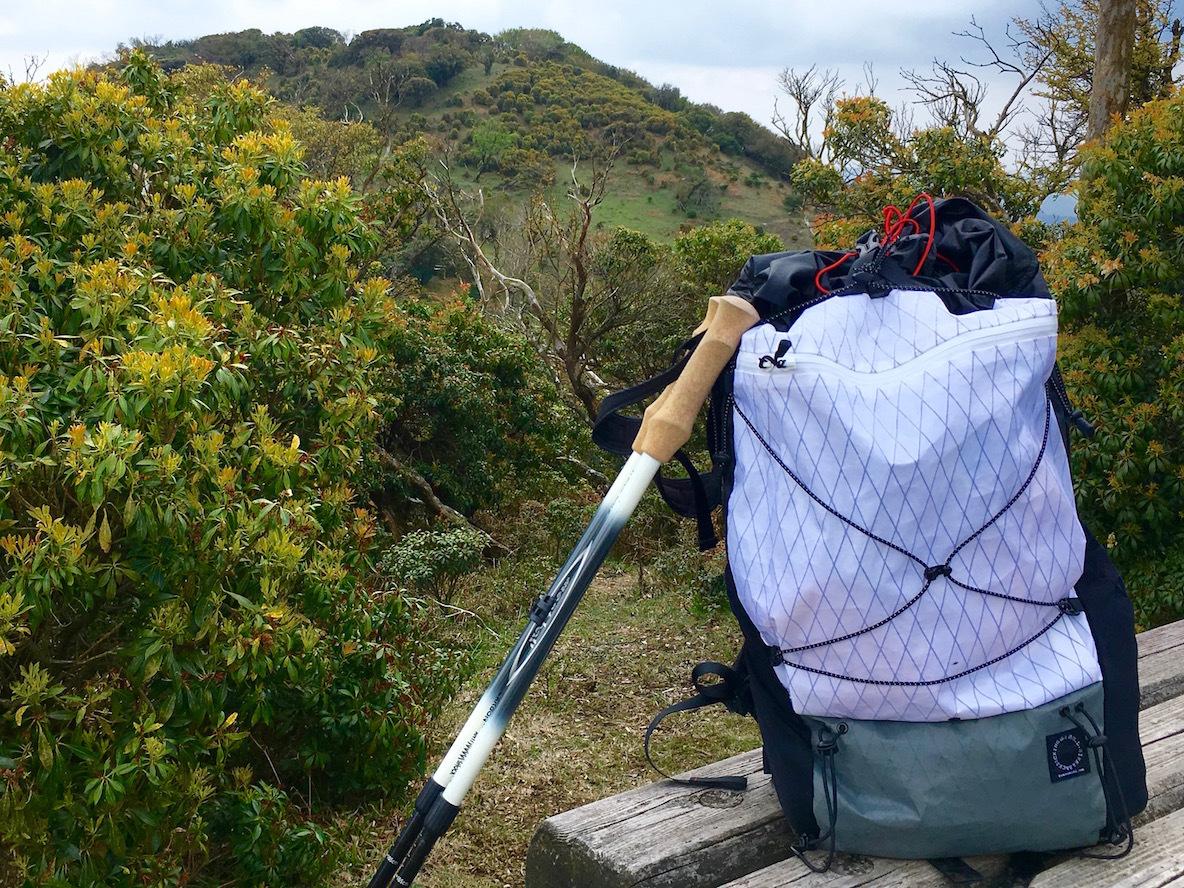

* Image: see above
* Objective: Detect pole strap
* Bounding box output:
[642,661,751,792]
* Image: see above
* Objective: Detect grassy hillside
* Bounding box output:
[134,22,809,245]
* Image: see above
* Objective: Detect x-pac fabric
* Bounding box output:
[728,290,1101,721]
[595,196,1147,860]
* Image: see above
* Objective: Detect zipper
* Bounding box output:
[738,314,1058,385]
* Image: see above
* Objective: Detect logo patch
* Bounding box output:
[1046,728,1090,782]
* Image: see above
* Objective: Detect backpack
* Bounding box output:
[594,195,1148,869]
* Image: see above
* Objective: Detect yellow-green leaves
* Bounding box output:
[0,52,445,888]
[1043,90,1184,629]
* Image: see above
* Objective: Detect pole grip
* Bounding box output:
[633,295,758,463]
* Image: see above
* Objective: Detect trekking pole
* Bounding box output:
[367,295,758,888]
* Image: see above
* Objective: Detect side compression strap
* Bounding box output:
[643,661,751,792]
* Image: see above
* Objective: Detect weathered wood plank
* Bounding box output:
[1136,620,1184,658]
[525,621,1184,888]
[523,749,783,888]
[1138,620,1184,708]
[1142,694,1184,825]
[1030,806,1184,888]
[719,854,1009,888]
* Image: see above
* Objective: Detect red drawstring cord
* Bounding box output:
[814,192,940,293]
[884,192,936,273]
[814,251,857,295]
[935,251,960,272]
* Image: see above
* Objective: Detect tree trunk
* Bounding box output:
[1087,0,1138,141]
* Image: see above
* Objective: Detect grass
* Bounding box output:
[399,62,806,247]
[452,156,805,246]
[333,538,761,887]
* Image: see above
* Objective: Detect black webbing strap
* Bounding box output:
[927,858,984,884]
[592,341,696,453]
[592,333,721,550]
[643,661,751,792]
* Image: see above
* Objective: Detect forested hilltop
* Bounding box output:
[132,22,806,246]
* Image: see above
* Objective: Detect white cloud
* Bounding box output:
[0,0,1037,129]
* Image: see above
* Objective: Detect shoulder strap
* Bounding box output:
[593,334,723,550]
[643,660,752,792]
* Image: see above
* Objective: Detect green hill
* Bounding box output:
[133,21,809,245]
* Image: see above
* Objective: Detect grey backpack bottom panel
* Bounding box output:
[807,682,1108,859]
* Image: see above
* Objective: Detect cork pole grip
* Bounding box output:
[633,294,759,463]
[631,300,721,452]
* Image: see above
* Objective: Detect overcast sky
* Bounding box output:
[1,0,1053,133]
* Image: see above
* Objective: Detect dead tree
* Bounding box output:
[424,148,677,423]
[1088,0,1138,140]
[772,66,844,161]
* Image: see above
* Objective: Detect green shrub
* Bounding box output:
[381,527,486,604]
[673,218,784,296]
[1042,89,1184,627]
[0,53,458,885]
[373,295,581,516]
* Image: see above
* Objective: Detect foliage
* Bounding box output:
[498,146,557,188]
[674,174,722,217]
[142,24,487,118]
[778,0,1181,243]
[128,23,803,240]
[578,226,693,386]
[673,219,784,297]
[373,294,582,516]
[272,102,384,182]
[1018,0,1180,139]
[647,539,729,615]
[680,107,803,178]
[483,61,688,159]
[791,95,1040,246]
[433,133,791,419]
[1041,89,1184,627]
[0,53,468,885]
[462,121,517,177]
[380,527,486,604]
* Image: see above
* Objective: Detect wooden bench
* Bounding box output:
[526,619,1184,887]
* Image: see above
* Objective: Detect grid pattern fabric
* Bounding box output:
[728,290,1102,722]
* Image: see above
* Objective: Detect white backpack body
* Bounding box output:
[729,290,1101,722]
[596,198,1147,865]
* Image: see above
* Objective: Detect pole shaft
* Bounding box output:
[368,453,659,887]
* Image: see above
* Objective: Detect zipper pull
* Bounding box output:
[758,338,792,370]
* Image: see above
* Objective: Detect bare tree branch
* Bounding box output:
[772,65,844,161]
[373,447,507,554]
[5,54,46,85]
